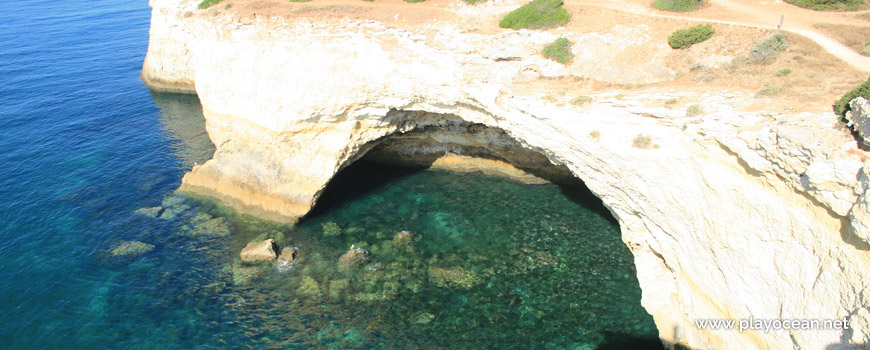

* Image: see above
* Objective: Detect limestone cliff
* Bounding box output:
[143,0,870,349]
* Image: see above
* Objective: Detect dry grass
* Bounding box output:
[632,134,658,149]
[815,24,870,56]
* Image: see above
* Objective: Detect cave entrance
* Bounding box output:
[286,121,664,349]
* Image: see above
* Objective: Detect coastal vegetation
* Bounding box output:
[785,0,864,11]
[499,0,571,30]
[197,0,222,9]
[686,104,703,117]
[748,33,789,64]
[652,0,704,12]
[667,24,714,49]
[543,38,573,64]
[835,77,870,118]
[755,84,781,97]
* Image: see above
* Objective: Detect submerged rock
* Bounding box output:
[428,266,482,290]
[158,204,190,220]
[509,247,560,274]
[189,212,212,224]
[240,239,278,262]
[231,261,264,285]
[298,276,321,297]
[392,230,418,245]
[328,279,350,298]
[337,246,372,270]
[409,312,435,325]
[132,206,162,218]
[321,222,342,237]
[158,194,191,220]
[191,217,231,237]
[108,240,154,257]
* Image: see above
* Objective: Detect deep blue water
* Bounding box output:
[0,0,660,348]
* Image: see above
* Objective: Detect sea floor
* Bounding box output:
[110,160,661,349]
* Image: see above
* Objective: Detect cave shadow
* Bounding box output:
[596,331,667,350]
[304,160,426,220]
[558,181,620,227]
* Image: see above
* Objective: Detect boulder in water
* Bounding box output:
[338,246,372,270]
[278,246,299,263]
[240,239,278,262]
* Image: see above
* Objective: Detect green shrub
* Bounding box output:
[403,0,426,2]
[463,0,488,4]
[695,74,714,82]
[722,56,746,72]
[784,0,863,11]
[777,68,792,76]
[863,42,870,56]
[686,104,703,117]
[543,38,573,64]
[748,33,788,64]
[499,0,570,30]
[652,0,704,12]
[198,0,222,9]
[835,77,870,119]
[668,24,714,49]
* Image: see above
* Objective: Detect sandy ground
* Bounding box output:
[202,0,870,113]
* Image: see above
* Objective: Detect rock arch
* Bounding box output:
[146,0,870,347]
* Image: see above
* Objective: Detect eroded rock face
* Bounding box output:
[240,239,278,263]
[846,97,870,147]
[143,1,870,349]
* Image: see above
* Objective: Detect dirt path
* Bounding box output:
[584,0,870,72]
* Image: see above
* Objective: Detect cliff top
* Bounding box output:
[185,0,870,113]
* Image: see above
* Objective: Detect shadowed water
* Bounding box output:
[0,0,661,348]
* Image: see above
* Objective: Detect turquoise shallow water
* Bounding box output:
[0,0,660,348]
